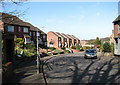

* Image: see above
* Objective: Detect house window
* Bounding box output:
[8,25,14,32]
[50,38,53,40]
[30,32,31,36]
[37,32,40,36]
[45,42,47,46]
[33,32,35,36]
[43,35,46,39]
[24,27,28,33]
[118,25,120,34]
[18,26,21,32]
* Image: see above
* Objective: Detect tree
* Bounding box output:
[103,42,111,53]
[94,37,101,46]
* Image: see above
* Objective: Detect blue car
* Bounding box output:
[84,49,97,59]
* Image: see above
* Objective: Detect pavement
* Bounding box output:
[6,60,45,84]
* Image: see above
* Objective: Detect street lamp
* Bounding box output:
[37,29,40,74]
[37,26,45,74]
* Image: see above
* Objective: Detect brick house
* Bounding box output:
[25,22,47,48]
[61,33,72,48]
[67,34,76,47]
[113,15,120,55]
[1,12,31,63]
[47,31,62,48]
[71,35,80,45]
[1,12,47,63]
[47,31,80,48]
[41,31,47,48]
[55,32,67,47]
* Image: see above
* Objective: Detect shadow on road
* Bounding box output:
[44,56,120,84]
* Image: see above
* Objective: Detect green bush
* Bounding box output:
[80,47,84,51]
[61,46,66,50]
[64,50,70,54]
[24,44,36,49]
[49,47,56,50]
[111,43,114,53]
[14,37,24,48]
[23,49,36,57]
[75,43,80,50]
[103,42,111,53]
[86,46,91,49]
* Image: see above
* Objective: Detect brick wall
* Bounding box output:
[47,32,58,48]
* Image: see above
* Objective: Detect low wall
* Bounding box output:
[97,52,113,57]
[2,62,13,83]
[71,49,80,53]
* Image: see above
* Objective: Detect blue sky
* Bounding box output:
[2,2,118,40]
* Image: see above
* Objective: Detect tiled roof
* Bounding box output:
[61,33,71,39]
[113,15,120,23]
[67,34,74,39]
[0,12,29,27]
[55,32,66,38]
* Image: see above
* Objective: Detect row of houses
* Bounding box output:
[0,12,47,63]
[47,31,80,48]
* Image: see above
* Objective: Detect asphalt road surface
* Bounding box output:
[43,52,120,84]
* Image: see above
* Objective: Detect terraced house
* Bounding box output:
[1,12,47,63]
[47,31,80,48]
[113,15,120,55]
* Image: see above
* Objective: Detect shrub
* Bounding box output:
[86,46,91,49]
[64,50,70,54]
[49,47,56,50]
[80,47,84,51]
[111,43,114,53]
[14,37,24,48]
[75,43,80,50]
[24,44,36,49]
[103,42,111,53]
[61,46,66,50]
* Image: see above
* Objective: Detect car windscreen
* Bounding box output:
[86,50,96,53]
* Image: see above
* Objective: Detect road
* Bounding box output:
[43,52,120,84]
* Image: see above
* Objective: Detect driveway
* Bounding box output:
[43,52,120,84]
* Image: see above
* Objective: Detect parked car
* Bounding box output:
[84,49,97,59]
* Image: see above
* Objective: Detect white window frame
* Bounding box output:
[37,32,40,36]
[8,25,14,32]
[118,25,120,34]
[18,26,21,32]
[30,32,31,36]
[33,32,35,36]
[24,27,28,33]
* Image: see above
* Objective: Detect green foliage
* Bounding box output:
[111,43,114,53]
[49,47,56,50]
[75,43,80,50]
[94,37,101,46]
[61,46,66,50]
[14,37,24,48]
[103,42,111,53]
[86,46,91,49]
[64,50,70,54]
[80,47,84,51]
[23,49,36,57]
[24,44,36,49]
